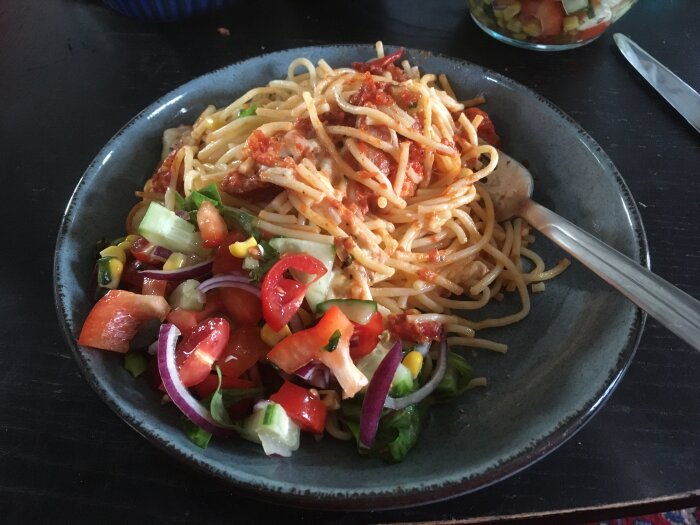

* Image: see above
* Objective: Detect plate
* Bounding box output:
[54,45,647,509]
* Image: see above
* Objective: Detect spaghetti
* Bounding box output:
[139,42,567,354]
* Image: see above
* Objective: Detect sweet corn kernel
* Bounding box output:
[502,1,521,20]
[522,21,542,37]
[402,351,423,379]
[260,323,292,347]
[204,115,224,131]
[506,18,522,33]
[163,252,187,271]
[563,15,579,32]
[229,236,257,258]
[99,245,126,264]
[116,234,140,252]
[105,258,124,289]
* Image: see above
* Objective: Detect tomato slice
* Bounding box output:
[465,107,501,147]
[579,22,610,42]
[78,290,170,353]
[220,287,262,326]
[197,200,228,248]
[261,253,328,332]
[520,0,564,37]
[216,325,270,379]
[176,317,230,387]
[270,381,328,434]
[267,306,368,399]
[141,277,168,296]
[167,291,224,335]
[212,232,245,274]
[349,312,384,359]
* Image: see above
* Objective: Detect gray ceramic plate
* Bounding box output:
[54,45,647,510]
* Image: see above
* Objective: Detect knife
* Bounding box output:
[614,33,700,134]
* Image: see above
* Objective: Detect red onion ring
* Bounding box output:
[157,323,231,436]
[359,340,402,448]
[140,259,213,281]
[384,337,448,411]
[294,361,331,389]
[197,274,261,297]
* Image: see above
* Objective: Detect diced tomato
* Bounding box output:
[388,313,443,343]
[267,306,368,399]
[212,232,245,274]
[148,147,178,193]
[120,260,158,292]
[216,325,270,379]
[465,107,501,147]
[190,373,257,399]
[261,253,328,332]
[520,0,564,37]
[166,291,224,334]
[349,312,384,359]
[142,277,168,296]
[349,72,394,107]
[220,287,263,326]
[351,48,404,75]
[78,290,170,353]
[270,381,328,434]
[175,317,230,387]
[130,236,167,266]
[196,200,228,248]
[579,22,610,41]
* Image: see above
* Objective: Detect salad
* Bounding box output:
[77,45,565,462]
[469,0,637,47]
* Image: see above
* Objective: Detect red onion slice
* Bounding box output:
[157,323,231,436]
[288,313,304,333]
[152,245,173,261]
[359,340,402,448]
[197,274,261,297]
[384,337,448,411]
[140,259,213,281]
[294,361,331,389]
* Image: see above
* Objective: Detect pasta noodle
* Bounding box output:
[140,42,567,354]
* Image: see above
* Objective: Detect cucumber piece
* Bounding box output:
[561,0,588,14]
[389,363,414,397]
[316,299,378,324]
[168,279,205,311]
[137,201,208,257]
[356,342,414,394]
[242,401,300,457]
[268,237,335,310]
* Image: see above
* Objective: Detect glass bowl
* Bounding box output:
[468,0,638,51]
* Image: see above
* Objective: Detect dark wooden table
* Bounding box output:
[3,0,700,523]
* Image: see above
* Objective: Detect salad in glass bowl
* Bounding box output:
[468,0,638,50]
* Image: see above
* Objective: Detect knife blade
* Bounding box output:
[614,33,700,134]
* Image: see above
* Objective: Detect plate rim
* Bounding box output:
[53,43,649,510]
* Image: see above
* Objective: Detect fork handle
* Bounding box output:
[522,199,700,350]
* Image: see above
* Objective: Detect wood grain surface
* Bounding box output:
[2,0,699,523]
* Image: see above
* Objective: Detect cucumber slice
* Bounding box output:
[137,201,208,257]
[168,279,205,311]
[316,299,378,324]
[242,401,300,457]
[268,237,335,310]
[561,0,588,14]
[356,341,414,394]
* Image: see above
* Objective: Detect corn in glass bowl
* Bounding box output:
[468,0,638,50]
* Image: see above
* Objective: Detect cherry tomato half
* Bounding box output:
[176,317,230,387]
[261,253,327,331]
